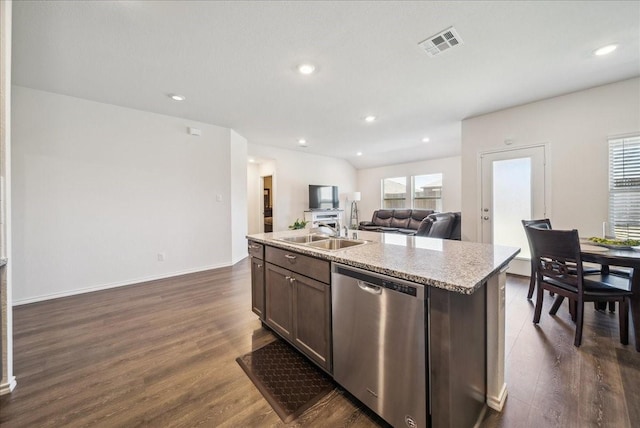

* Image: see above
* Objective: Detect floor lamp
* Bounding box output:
[349,192,361,229]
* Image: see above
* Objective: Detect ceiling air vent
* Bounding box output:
[418,26,463,57]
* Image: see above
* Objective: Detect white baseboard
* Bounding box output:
[487,382,508,411]
[232,254,249,265]
[12,262,232,306]
[0,376,16,395]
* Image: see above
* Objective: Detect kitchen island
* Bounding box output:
[246,229,519,428]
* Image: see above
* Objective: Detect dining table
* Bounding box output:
[580,241,640,351]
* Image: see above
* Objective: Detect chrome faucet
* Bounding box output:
[317,221,342,237]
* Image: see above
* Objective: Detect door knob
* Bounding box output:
[483,208,489,212]
[483,216,490,220]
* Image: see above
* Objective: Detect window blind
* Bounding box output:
[609,135,640,239]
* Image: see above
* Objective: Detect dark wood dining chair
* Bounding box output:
[527,227,632,347]
[522,219,602,300]
[522,219,552,299]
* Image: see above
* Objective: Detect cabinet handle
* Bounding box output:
[284,254,297,261]
[289,277,296,283]
[249,244,260,249]
[257,263,262,268]
[285,275,291,280]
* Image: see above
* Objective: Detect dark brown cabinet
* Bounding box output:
[265,263,294,339]
[250,257,265,318]
[292,273,331,369]
[263,245,332,372]
[248,241,265,319]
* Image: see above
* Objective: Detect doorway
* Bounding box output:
[480,145,546,275]
[262,175,273,232]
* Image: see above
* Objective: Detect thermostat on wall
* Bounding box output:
[188,127,202,136]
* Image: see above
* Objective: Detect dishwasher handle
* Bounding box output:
[357,280,382,295]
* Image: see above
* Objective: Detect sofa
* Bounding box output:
[359,209,461,240]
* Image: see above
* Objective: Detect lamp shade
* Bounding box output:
[352,192,361,202]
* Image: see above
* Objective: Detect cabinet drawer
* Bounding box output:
[247,241,264,259]
[266,246,330,284]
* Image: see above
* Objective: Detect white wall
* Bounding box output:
[461,78,640,242]
[12,86,240,303]
[248,144,357,232]
[230,130,248,263]
[356,156,462,222]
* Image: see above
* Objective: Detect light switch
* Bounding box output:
[216,194,223,202]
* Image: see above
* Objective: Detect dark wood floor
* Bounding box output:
[1,260,638,427]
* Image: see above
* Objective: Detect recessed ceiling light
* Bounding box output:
[169,94,186,101]
[364,116,376,123]
[422,137,430,143]
[594,44,618,56]
[298,139,307,146]
[298,63,316,75]
[356,152,363,156]
[248,158,255,163]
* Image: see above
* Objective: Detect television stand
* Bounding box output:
[304,210,344,229]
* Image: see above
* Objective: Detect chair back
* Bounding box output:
[426,212,456,238]
[522,218,552,229]
[522,218,552,260]
[526,227,583,290]
[371,210,394,227]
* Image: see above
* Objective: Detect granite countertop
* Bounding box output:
[247,229,520,295]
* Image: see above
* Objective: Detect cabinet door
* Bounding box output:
[250,257,265,318]
[265,263,293,340]
[293,274,332,371]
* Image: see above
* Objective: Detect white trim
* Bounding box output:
[0,376,16,395]
[12,263,233,306]
[0,0,13,400]
[232,254,249,265]
[475,153,484,241]
[486,268,508,413]
[478,141,548,157]
[476,142,551,243]
[486,382,508,411]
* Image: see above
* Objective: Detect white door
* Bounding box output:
[480,146,546,275]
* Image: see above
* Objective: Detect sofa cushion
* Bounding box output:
[415,217,434,236]
[426,213,456,239]
[390,209,411,228]
[397,228,417,235]
[372,209,394,227]
[408,209,434,230]
[449,212,462,240]
[360,225,382,231]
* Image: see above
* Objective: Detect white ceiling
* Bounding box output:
[11,1,640,169]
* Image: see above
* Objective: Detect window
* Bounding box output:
[609,135,640,239]
[413,173,443,211]
[382,177,407,208]
[381,173,443,210]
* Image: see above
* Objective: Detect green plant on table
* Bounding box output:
[288,218,308,230]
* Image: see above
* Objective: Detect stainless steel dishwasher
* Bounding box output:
[332,263,428,428]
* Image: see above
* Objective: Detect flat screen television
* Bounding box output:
[309,185,339,210]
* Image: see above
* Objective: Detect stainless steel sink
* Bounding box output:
[306,238,368,250]
[277,234,331,244]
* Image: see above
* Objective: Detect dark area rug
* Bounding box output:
[236,339,335,423]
